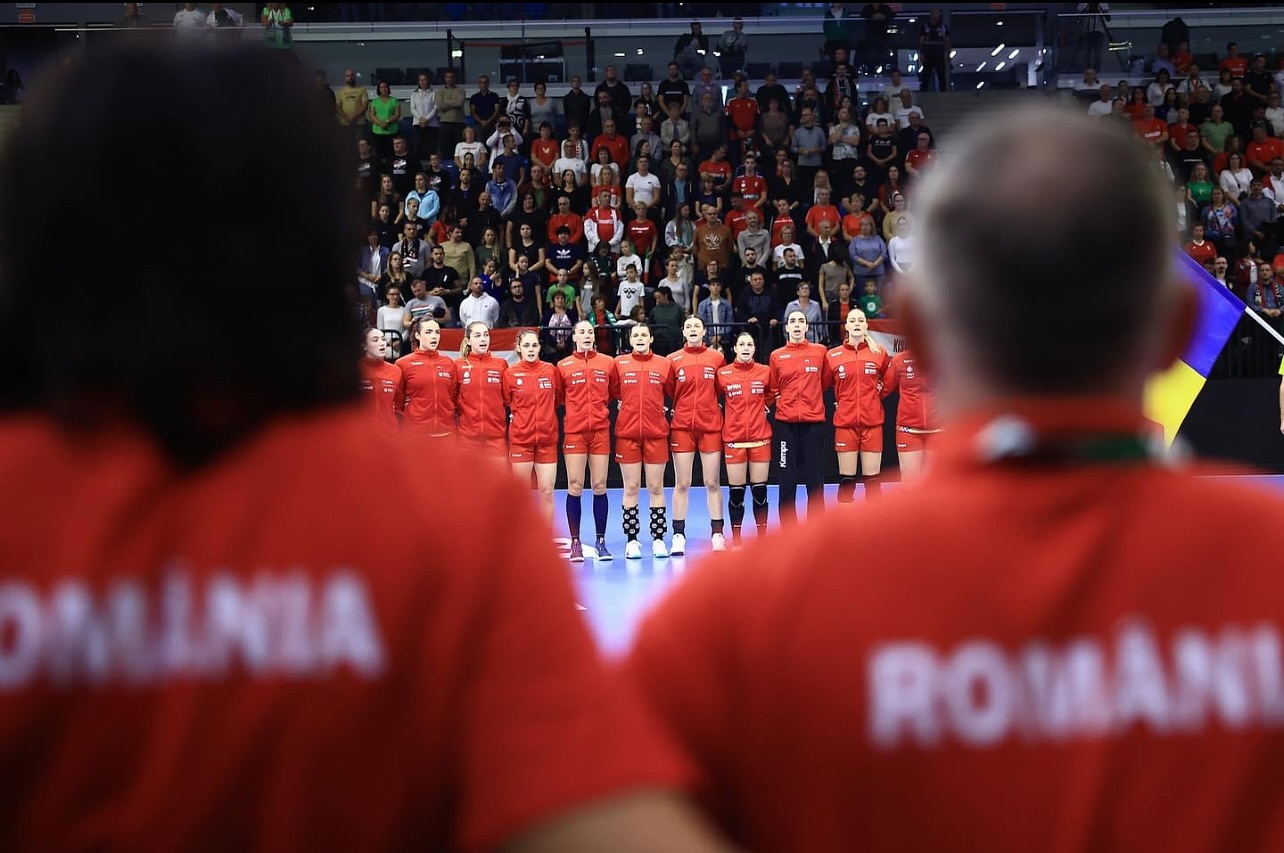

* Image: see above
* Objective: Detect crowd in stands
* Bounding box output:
[1093,41,1284,321]
[336,44,936,363]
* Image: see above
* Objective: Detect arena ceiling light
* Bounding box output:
[995,62,1006,71]
[990,44,1006,57]
[1009,49,1021,59]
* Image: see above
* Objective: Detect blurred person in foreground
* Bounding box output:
[0,43,727,853]
[627,106,1284,851]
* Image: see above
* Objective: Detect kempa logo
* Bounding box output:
[779,440,789,468]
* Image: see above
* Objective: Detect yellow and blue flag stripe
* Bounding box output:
[1144,252,1247,446]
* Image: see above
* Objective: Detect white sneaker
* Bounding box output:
[625,540,643,560]
[581,543,599,560]
[710,533,726,552]
[652,538,670,558]
[670,533,686,556]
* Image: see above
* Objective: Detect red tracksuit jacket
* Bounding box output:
[614,351,675,440]
[396,349,457,434]
[504,359,563,447]
[769,341,829,423]
[670,345,726,434]
[827,340,893,428]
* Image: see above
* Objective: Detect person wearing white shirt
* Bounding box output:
[1220,156,1253,202]
[453,126,487,172]
[173,3,206,35]
[485,124,524,152]
[887,217,915,274]
[1087,85,1114,117]
[625,158,662,212]
[1266,92,1284,138]
[882,70,909,103]
[553,139,587,186]
[893,91,925,130]
[458,277,500,328]
[772,241,805,269]
[615,265,647,318]
[657,258,691,314]
[377,286,409,343]
[865,96,895,130]
[410,73,439,168]
[616,244,644,282]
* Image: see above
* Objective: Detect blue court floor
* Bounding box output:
[565,476,1284,656]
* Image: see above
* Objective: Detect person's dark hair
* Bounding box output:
[913,107,1171,393]
[656,285,673,300]
[0,43,359,466]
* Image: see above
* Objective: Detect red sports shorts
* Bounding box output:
[563,430,611,456]
[615,436,669,465]
[669,429,723,454]
[509,443,559,464]
[465,435,509,457]
[723,440,771,465]
[895,428,939,453]
[834,426,883,453]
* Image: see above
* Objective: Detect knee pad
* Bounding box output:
[751,482,769,507]
[728,485,746,508]
[622,505,641,538]
[649,506,668,540]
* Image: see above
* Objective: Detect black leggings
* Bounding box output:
[774,420,826,525]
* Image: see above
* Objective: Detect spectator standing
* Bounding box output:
[849,217,887,293]
[469,74,501,140]
[498,276,541,328]
[1200,103,1234,157]
[860,3,896,73]
[887,216,915,274]
[1247,122,1284,178]
[756,70,791,116]
[650,286,687,355]
[823,2,857,62]
[410,73,439,168]
[1220,41,1248,79]
[503,78,530,140]
[690,93,726,162]
[436,69,467,161]
[173,3,206,37]
[893,90,925,129]
[367,81,401,163]
[783,282,826,344]
[563,75,593,133]
[336,69,369,141]
[918,9,951,92]
[528,80,560,137]
[1240,179,1279,259]
[1087,84,1114,117]
[260,3,293,49]
[692,66,722,112]
[674,21,709,80]
[594,65,632,118]
[459,276,501,328]
[658,63,692,118]
[792,108,826,185]
[718,18,749,79]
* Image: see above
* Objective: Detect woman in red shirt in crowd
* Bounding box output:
[615,323,676,560]
[361,327,403,433]
[505,329,564,525]
[396,317,458,441]
[559,320,618,562]
[885,346,940,482]
[668,316,727,554]
[717,331,774,545]
[826,309,892,501]
[455,321,509,459]
[769,309,830,525]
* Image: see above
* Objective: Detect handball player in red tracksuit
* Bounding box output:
[559,320,619,562]
[717,330,774,545]
[360,327,402,433]
[506,328,565,525]
[396,316,458,442]
[885,346,941,482]
[669,316,727,554]
[769,309,830,525]
[615,323,676,560]
[826,309,893,501]
[456,321,510,460]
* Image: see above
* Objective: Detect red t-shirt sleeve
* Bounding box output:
[453,474,692,852]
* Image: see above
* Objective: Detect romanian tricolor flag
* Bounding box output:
[1144,252,1247,447]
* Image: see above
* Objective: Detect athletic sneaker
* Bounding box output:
[581,543,599,560]
[595,539,613,561]
[624,539,643,560]
[710,533,726,552]
[652,538,670,559]
[670,533,686,556]
[568,538,584,563]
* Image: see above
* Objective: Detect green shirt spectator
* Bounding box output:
[369,83,401,138]
[260,4,292,49]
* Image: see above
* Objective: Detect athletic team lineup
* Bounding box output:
[361,305,939,560]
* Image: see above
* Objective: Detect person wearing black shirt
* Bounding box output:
[423,153,453,193]
[498,277,542,328]
[755,71,791,116]
[355,138,382,199]
[469,75,501,137]
[1244,54,1273,105]
[773,251,805,306]
[896,114,934,168]
[387,135,415,197]
[548,228,586,281]
[673,21,709,80]
[734,270,780,361]
[735,255,768,303]
[865,118,898,184]
[563,75,593,133]
[917,9,951,92]
[1222,78,1256,141]
[467,192,503,249]
[657,63,692,117]
[422,245,461,301]
[593,66,632,118]
[448,169,481,231]
[860,3,895,73]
